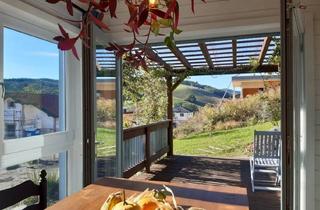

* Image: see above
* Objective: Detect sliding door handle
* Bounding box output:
[0,82,4,99]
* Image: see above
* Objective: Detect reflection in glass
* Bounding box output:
[95,46,117,179]
[3,28,62,140]
[0,154,61,208]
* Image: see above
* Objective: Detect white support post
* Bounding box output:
[233,87,236,100]
[0,25,4,143]
[59,51,67,199]
[116,57,123,178]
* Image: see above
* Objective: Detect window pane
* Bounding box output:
[95,47,117,179]
[3,28,64,140]
[0,154,61,208]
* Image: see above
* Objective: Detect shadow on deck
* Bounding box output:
[131,155,280,210]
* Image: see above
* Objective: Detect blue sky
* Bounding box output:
[189,75,235,90]
[4,28,59,80]
[188,74,257,90]
[4,27,251,90]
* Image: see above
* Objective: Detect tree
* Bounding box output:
[186,95,197,103]
[123,65,168,126]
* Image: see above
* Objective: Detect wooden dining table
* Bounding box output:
[47,177,249,210]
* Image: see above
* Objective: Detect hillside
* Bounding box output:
[4,78,59,95]
[173,80,235,112]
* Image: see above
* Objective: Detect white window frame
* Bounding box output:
[0,0,83,195]
[292,9,315,210]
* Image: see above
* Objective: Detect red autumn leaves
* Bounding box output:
[48,0,205,68]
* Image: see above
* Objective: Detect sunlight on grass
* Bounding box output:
[173,122,274,158]
[96,128,116,157]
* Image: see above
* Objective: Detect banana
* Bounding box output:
[101,191,124,210]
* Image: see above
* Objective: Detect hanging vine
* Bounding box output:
[47,0,206,69]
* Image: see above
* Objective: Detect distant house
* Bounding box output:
[173,106,194,126]
[96,78,116,100]
[231,75,280,99]
[4,93,59,139]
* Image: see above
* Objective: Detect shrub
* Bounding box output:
[97,99,116,123]
[214,120,243,131]
[174,88,280,138]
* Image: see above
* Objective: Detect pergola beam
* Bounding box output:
[144,47,173,71]
[167,44,193,70]
[172,75,188,91]
[199,42,214,69]
[173,64,278,76]
[232,39,237,68]
[258,36,272,65]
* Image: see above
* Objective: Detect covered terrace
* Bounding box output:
[95,33,281,210]
[0,1,286,210]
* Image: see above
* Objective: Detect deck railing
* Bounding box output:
[123,120,171,178]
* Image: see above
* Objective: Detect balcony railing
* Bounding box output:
[123,120,171,178]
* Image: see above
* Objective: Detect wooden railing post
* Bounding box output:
[166,75,174,156]
[123,120,172,177]
[145,127,151,173]
[168,120,173,156]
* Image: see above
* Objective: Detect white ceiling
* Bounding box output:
[21,0,83,25]
[22,0,280,45]
[94,0,281,45]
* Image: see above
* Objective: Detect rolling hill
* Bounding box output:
[173,80,236,112]
[4,78,237,113]
[4,78,59,94]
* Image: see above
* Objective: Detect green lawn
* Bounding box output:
[96,122,275,158]
[96,127,116,157]
[174,122,274,158]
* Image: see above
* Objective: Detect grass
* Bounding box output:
[96,122,274,158]
[96,127,116,157]
[173,122,274,158]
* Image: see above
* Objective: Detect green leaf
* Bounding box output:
[173,28,183,34]
[151,20,161,35]
[158,18,172,27]
[164,36,172,47]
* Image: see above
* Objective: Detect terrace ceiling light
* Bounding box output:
[149,0,158,8]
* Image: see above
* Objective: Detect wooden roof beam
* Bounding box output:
[232,39,237,68]
[172,75,187,91]
[167,44,193,70]
[172,64,278,76]
[258,36,272,65]
[199,42,214,69]
[144,47,173,71]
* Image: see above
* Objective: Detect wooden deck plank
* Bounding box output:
[131,155,280,210]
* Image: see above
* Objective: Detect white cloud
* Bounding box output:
[28,51,59,57]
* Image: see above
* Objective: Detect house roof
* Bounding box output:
[5,93,59,118]
[232,75,280,82]
[173,106,192,113]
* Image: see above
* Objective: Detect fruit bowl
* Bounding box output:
[100,186,205,210]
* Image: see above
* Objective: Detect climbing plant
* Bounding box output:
[47,0,206,68]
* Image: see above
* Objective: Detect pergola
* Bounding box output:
[95,32,280,155]
[96,33,279,76]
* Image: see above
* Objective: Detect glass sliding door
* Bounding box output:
[93,26,121,180]
[0,24,69,207]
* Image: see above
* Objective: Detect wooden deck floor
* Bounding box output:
[131,155,280,210]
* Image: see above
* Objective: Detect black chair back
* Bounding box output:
[0,170,47,210]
